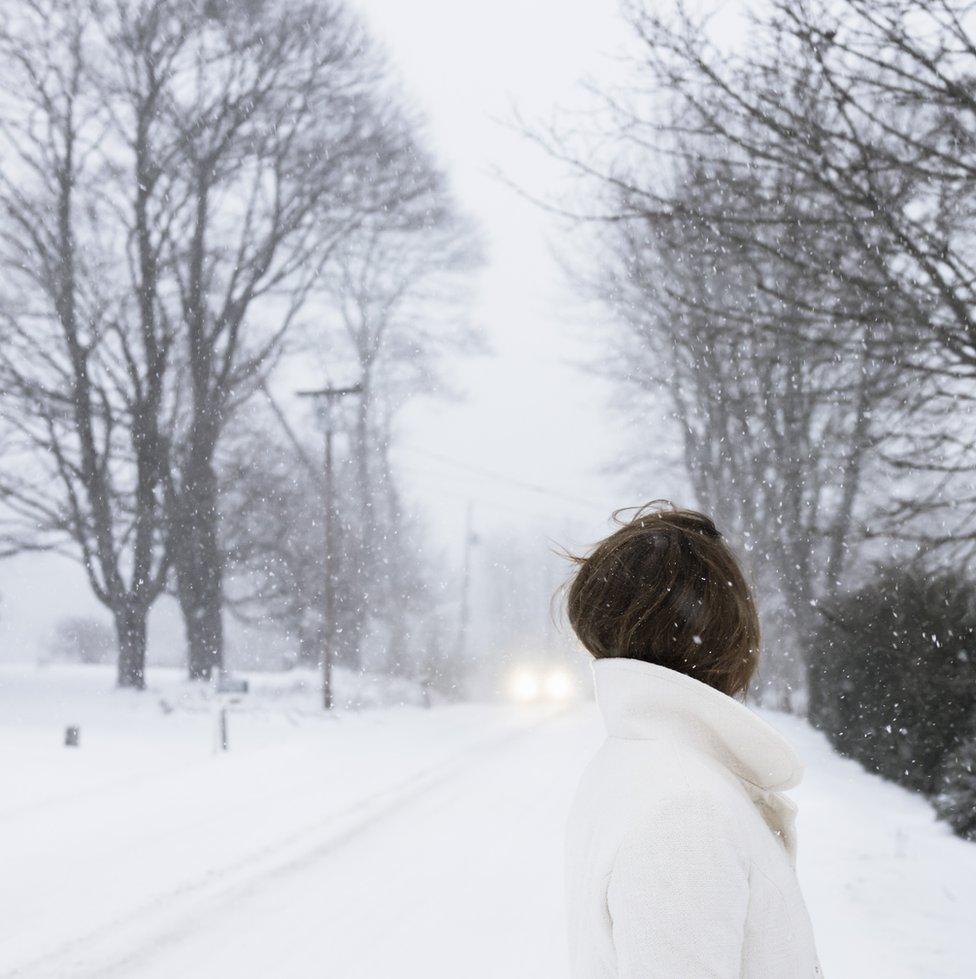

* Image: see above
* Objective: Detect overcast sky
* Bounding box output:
[349,0,657,555]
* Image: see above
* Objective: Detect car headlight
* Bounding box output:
[544,669,574,701]
[509,668,540,702]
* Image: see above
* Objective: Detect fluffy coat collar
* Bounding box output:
[593,657,803,792]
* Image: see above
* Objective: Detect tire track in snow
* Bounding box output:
[5,706,575,979]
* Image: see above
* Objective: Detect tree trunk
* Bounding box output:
[174,455,224,680]
[825,355,874,597]
[115,602,148,689]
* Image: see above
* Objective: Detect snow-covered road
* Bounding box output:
[81,708,593,979]
[3,665,976,978]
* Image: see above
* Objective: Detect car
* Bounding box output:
[507,664,577,703]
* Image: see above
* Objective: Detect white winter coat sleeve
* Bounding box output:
[606,795,750,978]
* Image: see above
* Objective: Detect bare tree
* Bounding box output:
[604,0,976,550]
[143,0,448,679]
[219,401,443,681]
[218,200,479,677]
[530,9,931,699]
[0,0,178,687]
[314,208,479,669]
[219,418,326,665]
[0,0,460,682]
[584,159,901,699]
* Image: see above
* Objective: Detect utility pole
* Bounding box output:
[297,382,363,710]
[455,501,475,663]
[544,542,557,658]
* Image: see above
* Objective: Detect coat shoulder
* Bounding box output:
[600,734,750,805]
[571,736,758,849]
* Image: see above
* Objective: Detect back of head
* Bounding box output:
[565,501,760,698]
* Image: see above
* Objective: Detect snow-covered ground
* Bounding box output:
[2,664,974,978]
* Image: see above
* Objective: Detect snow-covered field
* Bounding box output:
[2,664,975,978]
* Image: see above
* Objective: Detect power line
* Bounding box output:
[395,464,587,522]
[261,384,606,516]
[394,442,609,512]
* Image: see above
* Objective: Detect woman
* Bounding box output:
[564,503,822,978]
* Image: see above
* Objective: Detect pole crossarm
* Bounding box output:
[296,384,364,399]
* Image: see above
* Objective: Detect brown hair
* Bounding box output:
[565,501,760,697]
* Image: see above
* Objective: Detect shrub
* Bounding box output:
[807,564,976,796]
[49,616,115,665]
[934,718,976,841]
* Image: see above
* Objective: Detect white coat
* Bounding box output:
[566,658,822,978]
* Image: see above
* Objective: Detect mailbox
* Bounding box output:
[214,673,248,752]
[216,674,249,695]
